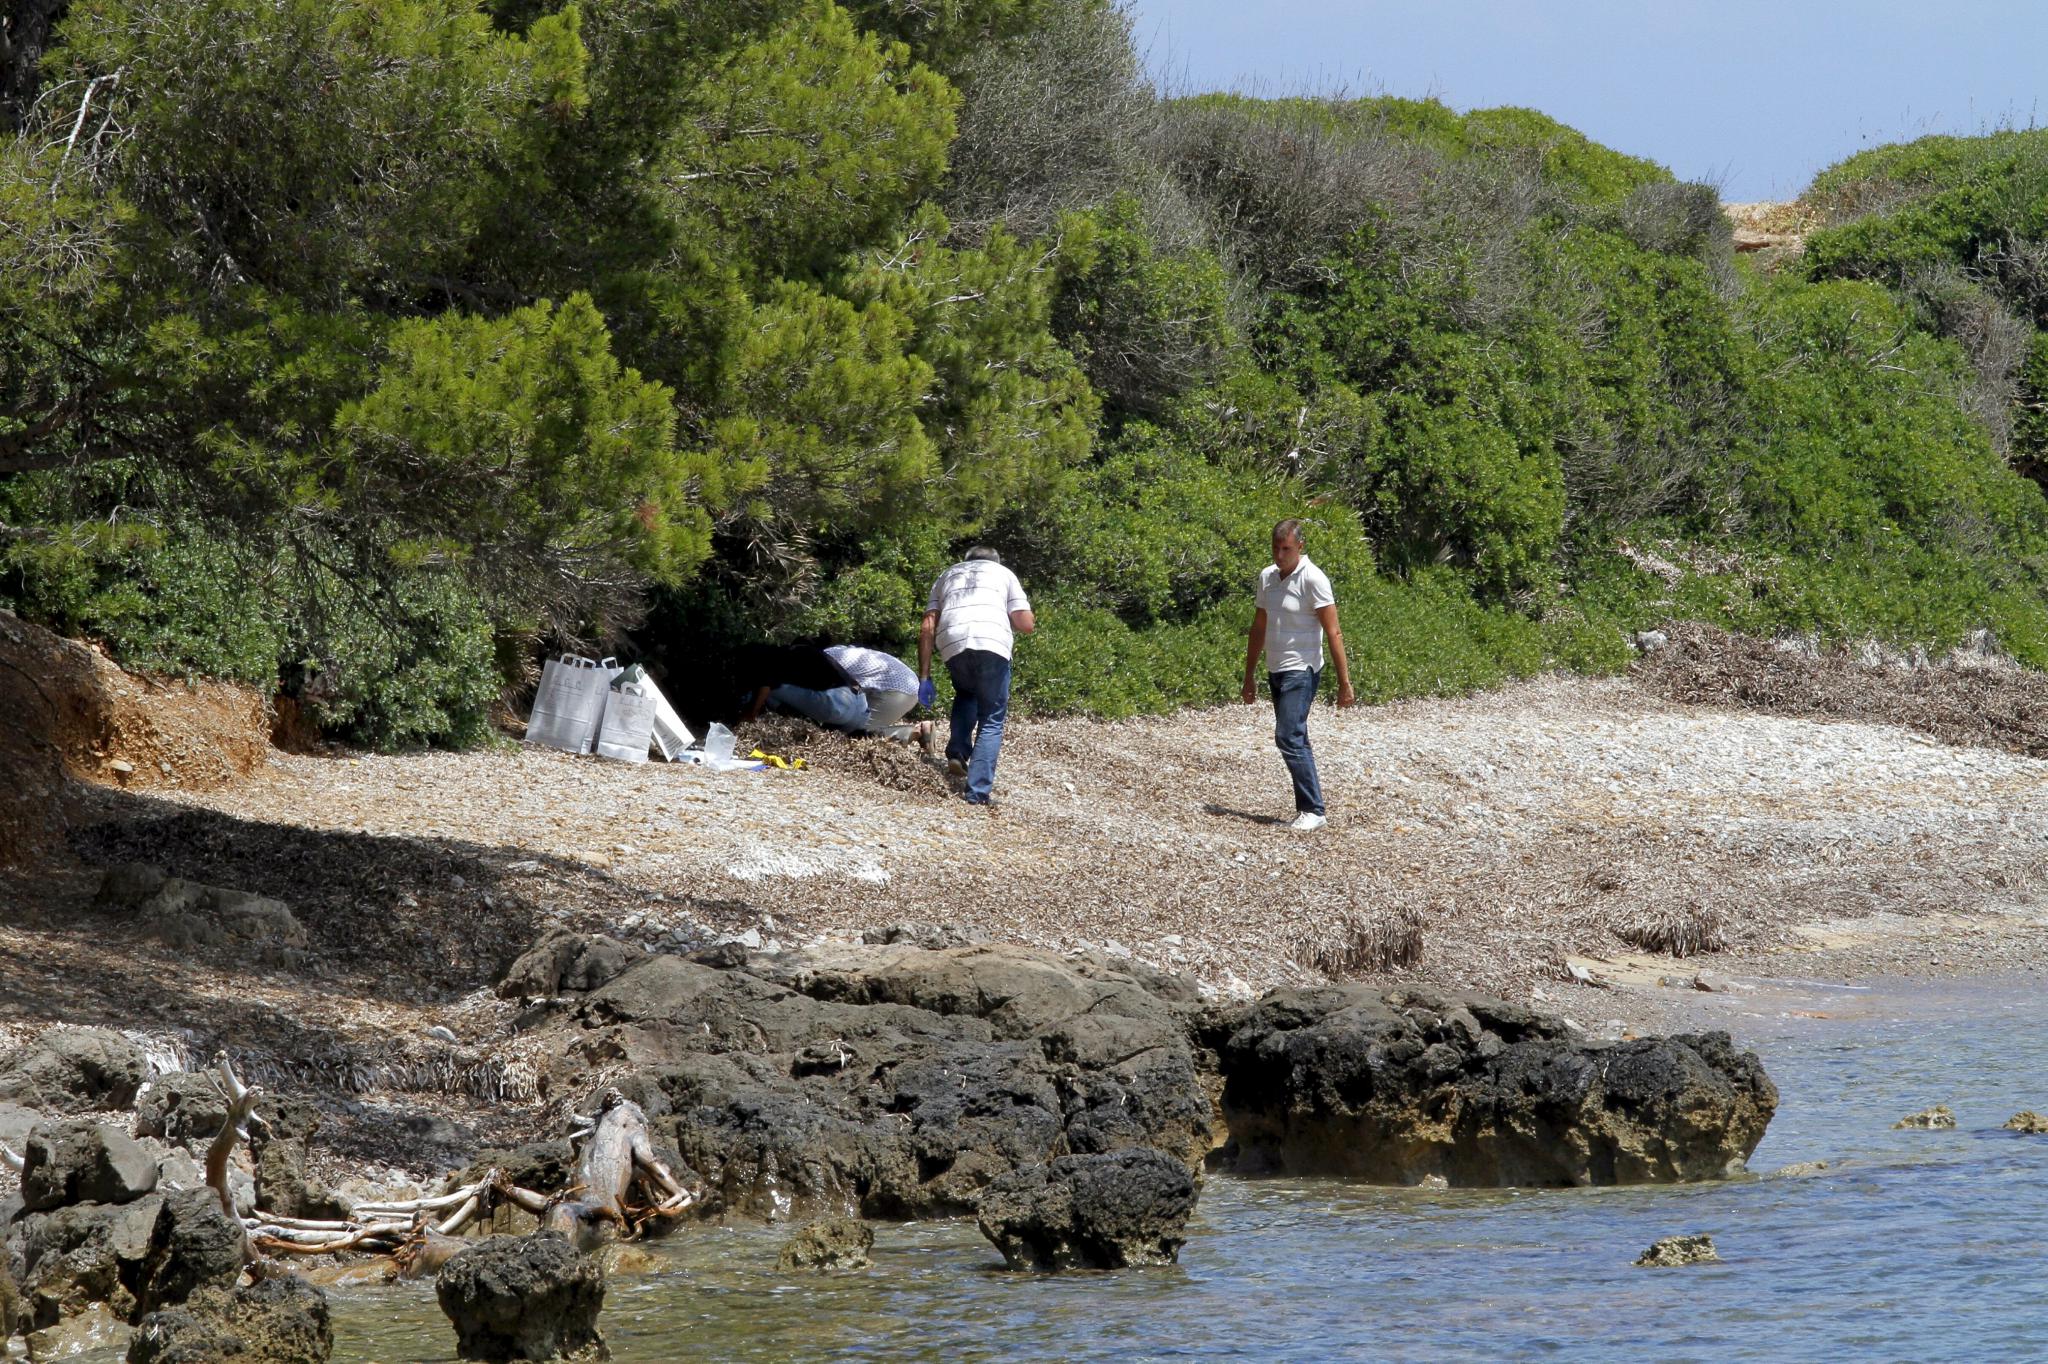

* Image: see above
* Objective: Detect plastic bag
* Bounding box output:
[527,655,609,753]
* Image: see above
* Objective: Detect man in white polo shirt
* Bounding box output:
[919,547,1035,805]
[1242,518,1353,830]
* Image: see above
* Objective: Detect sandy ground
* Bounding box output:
[137,672,2048,1001]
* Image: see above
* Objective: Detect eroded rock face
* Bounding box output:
[540,942,1215,1222]
[128,1273,333,1364]
[497,929,643,1002]
[133,1188,246,1319]
[1635,1233,1720,1267]
[975,1148,1196,1270]
[134,1073,230,1146]
[1204,986,1776,1186]
[0,1029,148,1114]
[13,1196,161,1328]
[776,1218,873,1272]
[22,1121,160,1212]
[436,1233,606,1362]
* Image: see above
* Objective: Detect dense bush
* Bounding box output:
[6,1,2047,742]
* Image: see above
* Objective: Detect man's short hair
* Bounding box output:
[964,546,1003,564]
[1271,518,1305,548]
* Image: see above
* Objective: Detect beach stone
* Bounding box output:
[776,1217,873,1272]
[496,929,642,1002]
[1203,985,1777,1185]
[0,1028,149,1114]
[975,1148,1196,1270]
[436,1232,606,1362]
[21,1121,160,1212]
[2003,1111,2048,1133]
[1635,1234,1719,1267]
[134,1072,230,1146]
[555,943,1214,1222]
[128,1272,333,1364]
[13,1195,161,1327]
[133,1187,247,1318]
[1893,1105,1956,1130]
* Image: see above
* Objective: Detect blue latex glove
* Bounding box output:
[918,677,937,709]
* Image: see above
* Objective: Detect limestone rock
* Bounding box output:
[0,1028,148,1114]
[976,1148,1196,1271]
[776,1218,873,1272]
[133,1187,247,1318]
[2003,1111,2048,1134]
[557,943,1213,1222]
[1635,1234,1720,1267]
[1203,986,1777,1185]
[1893,1105,1956,1130]
[134,1072,231,1146]
[128,1272,332,1364]
[13,1196,161,1328]
[22,1121,160,1212]
[496,929,642,1001]
[436,1233,607,1362]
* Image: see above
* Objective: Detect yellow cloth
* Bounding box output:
[749,748,807,771]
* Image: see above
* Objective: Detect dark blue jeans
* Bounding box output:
[945,649,1012,804]
[1270,667,1324,816]
[767,683,868,734]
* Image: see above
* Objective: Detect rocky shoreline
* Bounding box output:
[1,917,1776,1359]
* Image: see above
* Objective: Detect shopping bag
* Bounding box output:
[607,664,694,760]
[594,682,657,763]
[526,654,609,753]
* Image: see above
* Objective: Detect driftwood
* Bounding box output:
[541,1089,694,1252]
[166,1061,701,1269]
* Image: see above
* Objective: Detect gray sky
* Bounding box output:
[1128,1,2045,202]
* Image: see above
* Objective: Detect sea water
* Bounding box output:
[185,979,2048,1361]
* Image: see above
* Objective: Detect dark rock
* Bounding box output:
[22,1121,160,1211]
[776,1217,873,1271]
[135,1073,230,1146]
[496,929,642,1001]
[1,1261,22,1341]
[128,1272,332,1363]
[1894,1105,1956,1130]
[436,1233,607,1362]
[975,1148,1196,1270]
[101,874,308,966]
[0,1028,149,1113]
[134,1187,247,1317]
[1635,1233,1720,1267]
[555,943,1213,1222]
[1206,986,1776,1185]
[13,1195,161,1327]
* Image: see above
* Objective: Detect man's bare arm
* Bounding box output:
[1010,608,1035,634]
[1315,604,1355,707]
[1242,607,1267,703]
[918,610,938,679]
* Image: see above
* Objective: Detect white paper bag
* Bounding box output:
[594,682,656,763]
[526,654,609,753]
[645,678,696,761]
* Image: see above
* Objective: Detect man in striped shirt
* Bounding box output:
[919,547,1035,806]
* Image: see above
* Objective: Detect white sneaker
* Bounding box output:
[1287,812,1327,832]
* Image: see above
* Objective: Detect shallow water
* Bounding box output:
[103,979,2048,1362]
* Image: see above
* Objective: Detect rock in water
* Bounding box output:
[14,1197,162,1327]
[0,1029,148,1114]
[436,1233,607,1362]
[128,1273,333,1364]
[2003,1111,2048,1134]
[1205,986,1776,1185]
[1635,1234,1720,1267]
[21,1121,160,1211]
[975,1148,1196,1270]
[134,1187,248,1317]
[777,1218,874,1271]
[1893,1105,1957,1130]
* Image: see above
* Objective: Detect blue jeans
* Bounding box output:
[945,649,1012,803]
[767,684,869,734]
[1270,667,1324,816]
